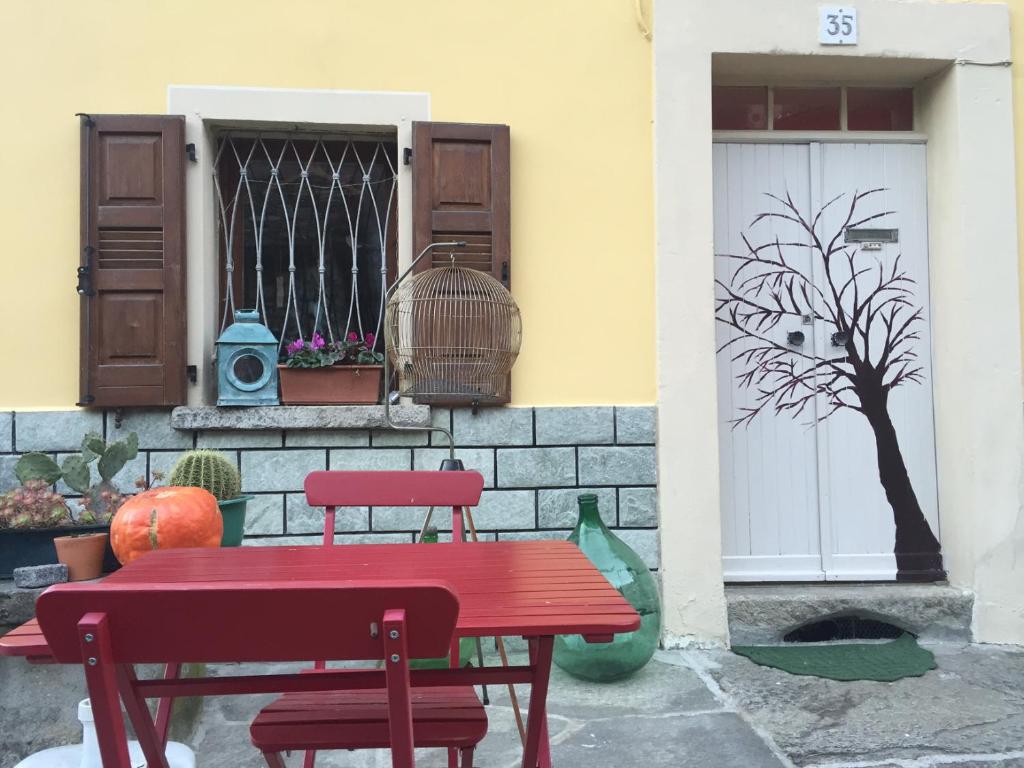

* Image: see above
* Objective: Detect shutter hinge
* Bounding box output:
[501,261,509,287]
[403,147,412,166]
[185,143,197,163]
[186,365,198,384]
[75,112,95,127]
[77,248,95,296]
[76,395,95,407]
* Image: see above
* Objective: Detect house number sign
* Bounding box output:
[819,6,858,45]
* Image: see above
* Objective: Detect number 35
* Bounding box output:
[826,13,854,36]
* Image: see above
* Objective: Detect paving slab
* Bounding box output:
[705,642,1024,767]
[194,653,744,768]
[556,711,787,768]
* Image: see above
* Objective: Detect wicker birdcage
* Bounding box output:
[385,265,522,405]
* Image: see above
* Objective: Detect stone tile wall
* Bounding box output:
[0,405,659,568]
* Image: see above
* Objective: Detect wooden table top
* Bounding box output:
[2,541,639,659]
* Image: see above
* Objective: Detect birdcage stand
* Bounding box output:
[381,241,527,744]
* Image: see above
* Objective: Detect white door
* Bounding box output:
[714,142,943,582]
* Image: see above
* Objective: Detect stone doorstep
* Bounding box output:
[726,582,975,645]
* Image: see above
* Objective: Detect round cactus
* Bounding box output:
[169,451,241,501]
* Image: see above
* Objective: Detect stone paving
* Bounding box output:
[185,641,1024,768]
[3,639,1023,767]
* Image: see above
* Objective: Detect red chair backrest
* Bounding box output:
[36,580,459,665]
[305,470,484,508]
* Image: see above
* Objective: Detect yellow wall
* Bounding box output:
[0,0,656,409]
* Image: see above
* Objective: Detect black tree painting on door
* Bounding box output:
[715,188,944,582]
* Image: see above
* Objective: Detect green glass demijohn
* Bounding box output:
[553,493,661,682]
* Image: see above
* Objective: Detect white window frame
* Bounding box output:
[167,86,430,405]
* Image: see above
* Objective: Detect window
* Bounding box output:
[711,86,768,130]
[846,87,914,131]
[712,86,914,131]
[213,132,398,353]
[773,87,841,130]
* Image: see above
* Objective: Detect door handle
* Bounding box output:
[787,330,805,347]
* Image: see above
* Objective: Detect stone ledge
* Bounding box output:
[170,405,431,431]
[726,583,975,645]
[0,580,44,627]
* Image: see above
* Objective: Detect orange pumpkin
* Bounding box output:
[110,486,223,565]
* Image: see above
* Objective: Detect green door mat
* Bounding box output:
[732,633,936,682]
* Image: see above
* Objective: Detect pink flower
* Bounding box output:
[347,331,358,343]
[286,338,305,356]
[311,332,326,350]
[365,332,376,347]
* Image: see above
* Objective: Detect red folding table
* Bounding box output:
[23,540,640,768]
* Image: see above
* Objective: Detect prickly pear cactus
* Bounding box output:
[169,451,241,501]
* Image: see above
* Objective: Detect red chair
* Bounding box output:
[36,580,484,768]
[255,471,488,768]
[305,470,485,548]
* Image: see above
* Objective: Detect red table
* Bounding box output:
[23,541,640,768]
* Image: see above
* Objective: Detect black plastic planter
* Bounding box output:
[0,525,120,579]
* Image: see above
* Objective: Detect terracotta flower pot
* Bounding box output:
[278,364,383,405]
[0,525,119,578]
[53,532,108,582]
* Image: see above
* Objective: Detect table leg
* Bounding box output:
[78,613,132,768]
[154,662,181,747]
[538,716,552,768]
[448,634,461,768]
[522,636,554,768]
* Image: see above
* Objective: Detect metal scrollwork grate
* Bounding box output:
[213,132,397,351]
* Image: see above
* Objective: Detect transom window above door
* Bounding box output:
[213,131,398,353]
[712,86,914,131]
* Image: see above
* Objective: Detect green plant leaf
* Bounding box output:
[98,442,131,482]
[81,432,106,463]
[122,432,139,461]
[15,453,62,485]
[61,455,92,494]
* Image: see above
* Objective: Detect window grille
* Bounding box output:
[213,132,398,352]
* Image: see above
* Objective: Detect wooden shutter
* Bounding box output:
[411,122,512,405]
[412,122,510,287]
[79,115,187,407]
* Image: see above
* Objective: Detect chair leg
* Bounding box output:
[303,749,317,767]
[262,752,287,768]
[461,747,475,768]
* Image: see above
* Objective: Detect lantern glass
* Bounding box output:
[233,354,266,386]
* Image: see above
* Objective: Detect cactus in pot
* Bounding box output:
[169,450,241,501]
[169,450,250,547]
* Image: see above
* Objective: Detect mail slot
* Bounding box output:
[845,227,898,243]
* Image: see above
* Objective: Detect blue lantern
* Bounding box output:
[216,310,280,406]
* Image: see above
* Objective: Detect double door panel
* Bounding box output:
[713,142,939,581]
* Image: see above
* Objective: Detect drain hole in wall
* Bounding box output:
[784,616,905,643]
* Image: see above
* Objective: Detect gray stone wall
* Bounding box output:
[0,405,659,568]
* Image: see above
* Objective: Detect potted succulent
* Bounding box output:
[169,450,251,546]
[278,331,384,405]
[0,432,138,580]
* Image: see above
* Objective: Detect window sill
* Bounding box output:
[170,405,430,431]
